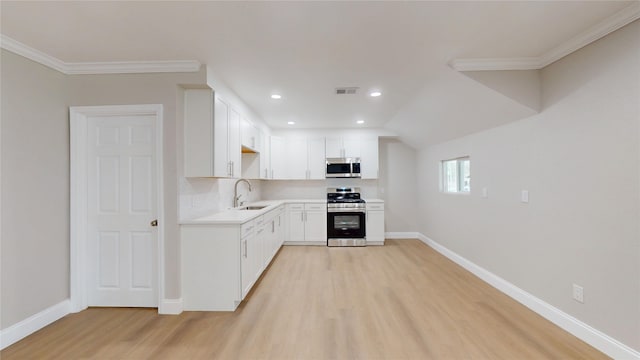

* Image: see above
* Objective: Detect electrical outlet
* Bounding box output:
[482,187,488,198]
[572,284,584,303]
[521,190,529,203]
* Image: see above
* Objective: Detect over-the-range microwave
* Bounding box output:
[326,158,361,178]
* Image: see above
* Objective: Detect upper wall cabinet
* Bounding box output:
[283,137,326,180]
[326,135,378,179]
[258,129,270,180]
[269,136,286,179]
[241,116,258,152]
[359,136,379,179]
[325,136,360,159]
[184,89,241,178]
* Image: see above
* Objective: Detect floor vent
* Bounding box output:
[336,87,359,95]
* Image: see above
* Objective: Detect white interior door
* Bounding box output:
[86,114,158,307]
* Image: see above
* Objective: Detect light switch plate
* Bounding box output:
[482,187,488,198]
[521,190,529,203]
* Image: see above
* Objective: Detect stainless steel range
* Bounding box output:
[327,187,366,247]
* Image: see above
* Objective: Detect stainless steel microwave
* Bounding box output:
[326,158,361,178]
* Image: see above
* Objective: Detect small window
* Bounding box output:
[442,157,470,193]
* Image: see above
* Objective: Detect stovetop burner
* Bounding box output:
[326,187,365,204]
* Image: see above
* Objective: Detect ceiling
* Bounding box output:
[1,1,636,148]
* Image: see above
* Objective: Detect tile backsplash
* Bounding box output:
[179,177,378,220]
[179,177,262,220]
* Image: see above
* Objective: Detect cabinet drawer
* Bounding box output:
[254,215,265,226]
[366,203,384,211]
[288,203,304,211]
[305,203,326,211]
[241,220,255,238]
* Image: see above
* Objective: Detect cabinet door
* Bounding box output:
[241,116,259,151]
[241,234,256,299]
[256,223,270,271]
[342,137,361,159]
[213,97,230,177]
[259,130,270,179]
[305,209,327,242]
[276,208,285,246]
[286,137,308,180]
[360,136,379,179]
[366,210,385,243]
[184,89,213,177]
[288,207,305,242]
[325,137,343,158]
[307,137,326,179]
[270,136,286,179]
[228,108,241,178]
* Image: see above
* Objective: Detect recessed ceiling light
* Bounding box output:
[287,121,295,125]
[357,120,365,124]
[369,91,382,97]
[271,94,282,99]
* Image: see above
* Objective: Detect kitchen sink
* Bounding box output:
[237,205,268,210]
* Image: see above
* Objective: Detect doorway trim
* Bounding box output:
[69,104,164,313]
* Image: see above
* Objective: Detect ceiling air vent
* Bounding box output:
[335,87,359,95]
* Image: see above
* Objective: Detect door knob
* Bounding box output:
[150,219,158,227]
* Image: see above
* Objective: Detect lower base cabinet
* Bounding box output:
[182,205,285,311]
[286,203,327,244]
[366,203,385,245]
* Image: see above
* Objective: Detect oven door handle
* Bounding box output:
[327,208,366,213]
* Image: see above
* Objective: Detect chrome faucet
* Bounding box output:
[233,178,252,208]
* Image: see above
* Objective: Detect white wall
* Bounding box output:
[0,47,209,332]
[417,20,640,351]
[1,50,70,329]
[378,138,418,232]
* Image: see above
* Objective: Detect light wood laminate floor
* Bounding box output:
[2,240,607,359]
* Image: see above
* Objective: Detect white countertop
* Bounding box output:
[180,199,327,225]
[181,198,383,225]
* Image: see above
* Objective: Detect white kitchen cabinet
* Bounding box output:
[287,204,305,242]
[182,206,285,311]
[275,205,285,247]
[326,136,360,159]
[227,107,241,177]
[366,202,385,245]
[304,203,327,242]
[307,137,326,179]
[270,136,286,179]
[183,89,241,178]
[259,129,270,179]
[240,220,257,298]
[286,203,327,244]
[360,136,379,179]
[286,137,308,179]
[181,224,243,311]
[283,137,326,180]
[241,116,258,151]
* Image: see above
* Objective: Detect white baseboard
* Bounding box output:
[159,298,183,315]
[385,232,419,239]
[0,299,71,350]
[416,233,640,360]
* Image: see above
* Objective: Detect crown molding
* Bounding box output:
[64,60,201,75]
[1,34,201,75]
[0,34,68,73]
[449,57,542,71]
[451,2,640,72]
